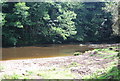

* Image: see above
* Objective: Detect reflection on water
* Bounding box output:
[2,44,93,60]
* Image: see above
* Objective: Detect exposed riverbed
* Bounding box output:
[0,44,119,79]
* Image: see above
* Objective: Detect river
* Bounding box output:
[2,44,94,60]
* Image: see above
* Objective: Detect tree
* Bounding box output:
[74,2,113,42]
[2,1,119,47]
[2,2,30,46]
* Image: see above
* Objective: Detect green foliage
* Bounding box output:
[83,58,120,79]
[2,30,18,46]
[75,2,113,42]
[103,2,119,36]
[2,2,30,46]
[0,13,6,27]
[2,2,120,47]
[14,2,30,28]
[84,66,120,79]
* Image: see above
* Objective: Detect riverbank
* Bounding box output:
[0,45,120,79]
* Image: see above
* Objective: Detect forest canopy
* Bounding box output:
[1,1,120,47]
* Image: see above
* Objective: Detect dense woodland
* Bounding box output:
[1,1,120,47]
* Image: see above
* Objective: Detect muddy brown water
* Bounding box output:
[2,44,94,60]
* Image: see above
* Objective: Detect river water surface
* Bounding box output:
[2,44,93,60]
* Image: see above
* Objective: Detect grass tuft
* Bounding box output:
[37,69,76,79]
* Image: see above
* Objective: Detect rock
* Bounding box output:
[74,52,82,56]
[93,51,98,54]
[89,51,98,56]
[22,73,25,75]
[109,47,113,50]
[115,49,120,52]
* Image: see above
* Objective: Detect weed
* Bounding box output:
[2,73,21,79]
[2,73,29,79]
[102,55,117,59]
[27,71,34,75]
[66,62,80,68]
[37,70,76,79]
[83,65,120,79]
